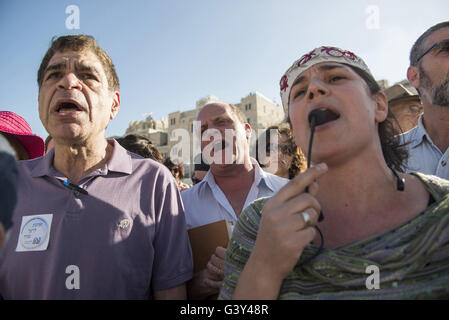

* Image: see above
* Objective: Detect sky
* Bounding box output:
[1,0,448,139]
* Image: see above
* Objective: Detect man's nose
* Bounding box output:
[57,73,82,90]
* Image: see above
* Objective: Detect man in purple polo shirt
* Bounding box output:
[0,35,193,299]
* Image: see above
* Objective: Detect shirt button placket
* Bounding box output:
[437,153,449,179]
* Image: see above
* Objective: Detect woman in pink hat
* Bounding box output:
[219,46,449,299]
[0,111,45,160]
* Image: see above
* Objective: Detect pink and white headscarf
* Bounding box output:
[279,46,373,114]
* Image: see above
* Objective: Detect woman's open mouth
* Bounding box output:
[314,108,340,128]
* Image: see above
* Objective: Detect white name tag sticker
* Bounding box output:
[16,214,53,252]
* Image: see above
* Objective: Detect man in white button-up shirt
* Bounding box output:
[182,102,288,299]
[401,21,449,179]
[401,115,449,178]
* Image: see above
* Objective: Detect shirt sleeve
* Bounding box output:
[218,198,268,300]
[151,170,193,292]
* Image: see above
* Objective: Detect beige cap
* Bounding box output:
[383,83,419,103]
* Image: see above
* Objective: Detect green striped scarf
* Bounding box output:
[219,173,449,299]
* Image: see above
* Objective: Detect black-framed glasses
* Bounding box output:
[417,39,449,62]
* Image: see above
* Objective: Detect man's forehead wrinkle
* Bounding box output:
[47,56,97,70]
[198,106,229,122]
[49,50,102,66]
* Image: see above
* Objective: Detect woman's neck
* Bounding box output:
[317,158,394,214]
[312,152,424,248]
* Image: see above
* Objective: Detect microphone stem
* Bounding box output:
[307,118,316,169]
[306,117,324,223]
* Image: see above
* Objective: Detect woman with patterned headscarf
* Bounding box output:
[219,46,449,299]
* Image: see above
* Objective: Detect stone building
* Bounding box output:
[236,91,286,130]
[123,114,169,156]
[166,95,220,161]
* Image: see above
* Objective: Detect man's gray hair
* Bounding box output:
[410,21,449,67]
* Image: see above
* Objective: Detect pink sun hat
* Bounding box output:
[0,111,45,159]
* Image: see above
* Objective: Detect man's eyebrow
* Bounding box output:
[44,62,101,75]
[199,115,230,130]
[212,116,230,123]
[44,62,67,74]
[75,62,101,75]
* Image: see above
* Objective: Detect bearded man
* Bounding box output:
[401,21,449,179]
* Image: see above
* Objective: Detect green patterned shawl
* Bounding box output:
[219,173,449,299]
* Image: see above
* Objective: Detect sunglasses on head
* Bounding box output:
[417,39,449,62]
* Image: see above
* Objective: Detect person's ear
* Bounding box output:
[407,66,420,90]
[110,91,121,120]
[288,120,295,139]
[373,92,388,123]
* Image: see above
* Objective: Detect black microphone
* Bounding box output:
[307,109,327,169]
[307,109,326,222]
[308,109,327,127]
[297,110,328,265]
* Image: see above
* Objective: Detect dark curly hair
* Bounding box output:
[116,134,163,163]
[278,126,307,179]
